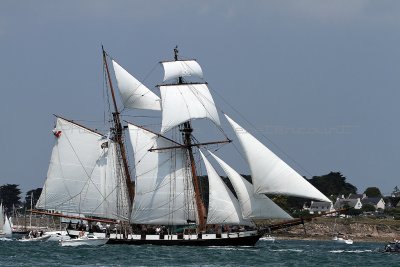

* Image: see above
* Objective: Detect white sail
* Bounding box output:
[128,123,197,225]
[112,60,161,111]
[225,115,331,202]
[0,204,4,231]
[161,60,203,82]
[200,151,252,226]
[3,216,12,238]
[160,83,220,133]
[36,117,130,220]
[209,151,292,220]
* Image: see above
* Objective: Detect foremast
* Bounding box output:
[102,46,135,214]
[174,47,207,232]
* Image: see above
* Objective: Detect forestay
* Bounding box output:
[161,60,203,82]
[200,151,253,226]
[160,83,220,133]
[36,118,130,220]
[128,123,197,225]
[112,60,161,111]
[225,115,331,202]
[209,151,292,220]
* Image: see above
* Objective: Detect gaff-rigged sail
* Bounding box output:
[112,60,161,111]
[36,117,130,220]
[161,60,203,82]
[225,115,331,202]
[160,83,220,133]
[127,123,197,225]
[200,151,253,226]
[208,151,292,220]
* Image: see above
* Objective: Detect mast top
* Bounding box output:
[174,45,179,61]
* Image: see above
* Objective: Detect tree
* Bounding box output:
[362,203,376,212]
[0,184,21,214]
[308,172,357,199]
[364,187,382,198]
[24,188,43,209]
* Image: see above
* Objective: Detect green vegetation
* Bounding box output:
[24,188,42,209]
[307,172,357,200]
[364,187,382,197]
[0,184,21,214]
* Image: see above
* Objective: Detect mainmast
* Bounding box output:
[174,46,207,231]
[102,46,135,211]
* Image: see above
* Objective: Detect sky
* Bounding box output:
[1,0,400,197]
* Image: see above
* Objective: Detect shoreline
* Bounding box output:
[267,217,400,243]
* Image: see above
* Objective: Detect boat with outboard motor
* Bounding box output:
[384,240,400,252]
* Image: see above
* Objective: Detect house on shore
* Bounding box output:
[334,197,362,210]
[361,197,385,210]
[307,201,335,215]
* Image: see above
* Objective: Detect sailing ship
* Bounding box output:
[35,46,331,246]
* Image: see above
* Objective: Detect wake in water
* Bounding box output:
[329,249,373,253]
[271,249,304,252]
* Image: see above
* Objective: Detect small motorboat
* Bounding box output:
[45,230,71,242]
[19,234,51,242]
[332,234,353,245]
[60,233,109,247]
[384,240,400,253]
[259,235,276,242]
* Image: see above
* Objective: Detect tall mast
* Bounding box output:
[102,46,135,210]
[174,46,207,231]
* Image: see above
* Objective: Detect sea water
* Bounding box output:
[0,238,397,267]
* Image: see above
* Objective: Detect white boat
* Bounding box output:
[19,234,51,242]
[45,230,71,241]
[332,234,353,244]
[260,235,276,242]
[60,234,109,247]
[34,46,331,246]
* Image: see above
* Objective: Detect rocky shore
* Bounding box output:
[272,217,400,243]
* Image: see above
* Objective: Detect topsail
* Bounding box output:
[112,60,161,111]
[161,60,203,82]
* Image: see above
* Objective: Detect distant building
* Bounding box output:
[392,186,400,197]
[361,197,385,210]
[308,201,335,214]
[347,193,366,200]
[334,198,362,210]
[384,197,399,208]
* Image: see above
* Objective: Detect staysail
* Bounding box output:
[225,115,331,202]
[161,60,203,82]
[112,60,161,111]
[200,151,252,226]
[209,151,292,220]
[128,123,197,225]
[36,117,130,220]
[160,83,220,133]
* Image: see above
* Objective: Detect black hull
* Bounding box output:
[107,234,262,246]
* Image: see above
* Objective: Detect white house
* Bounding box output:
[334,198,362,210]
[308,201,335,214]
[361,197,385,210]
